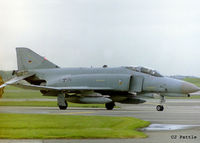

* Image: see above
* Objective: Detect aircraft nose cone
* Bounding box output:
[181,82,200,94]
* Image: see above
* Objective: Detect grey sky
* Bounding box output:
[0,0,200,76]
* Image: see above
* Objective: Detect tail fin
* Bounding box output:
[16,47,59,70]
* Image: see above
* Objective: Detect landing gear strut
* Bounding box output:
[105,102,115,110]
[57,93,68,110]
[156,95,165,111]
[59,100,68,110]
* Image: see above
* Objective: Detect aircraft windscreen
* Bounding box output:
[126,66,163,77]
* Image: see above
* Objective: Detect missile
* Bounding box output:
[161,93,189,97]
[119,97,146,104]
[79,97,112,104]
[66,96,112,104]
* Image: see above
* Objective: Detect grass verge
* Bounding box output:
[184,78,200,87]
[3,86,54,99]
[0,113,150,139]
[0,101,106,108]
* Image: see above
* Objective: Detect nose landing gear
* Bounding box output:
[156,105,164,111]
[156,95,165,111]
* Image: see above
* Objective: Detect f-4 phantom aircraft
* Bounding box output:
[0,48,199,111]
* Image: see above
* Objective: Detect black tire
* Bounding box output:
[58,101,68,110]
[59,106,67,110]
[156,105,164,111]
[105,102,115,110]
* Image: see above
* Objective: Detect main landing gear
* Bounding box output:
[57,93,68,110]
[156,95,165,111]
[59,100,68,110]
[105,102,115,110]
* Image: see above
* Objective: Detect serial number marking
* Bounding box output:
[171,135,197,140]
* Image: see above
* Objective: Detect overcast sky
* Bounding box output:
[0,0,200,76]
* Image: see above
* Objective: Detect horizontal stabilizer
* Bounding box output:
[0,74,34,89]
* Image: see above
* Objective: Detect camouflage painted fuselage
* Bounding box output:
[24,66,199,104]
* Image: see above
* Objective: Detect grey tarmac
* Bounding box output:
[0,99,200,143]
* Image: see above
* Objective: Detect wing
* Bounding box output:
[13,83,113,91]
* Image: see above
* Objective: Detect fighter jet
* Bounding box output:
[0,48,199,111]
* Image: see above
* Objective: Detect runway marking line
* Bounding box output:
[143,102,158,105]
[58,111,95,115]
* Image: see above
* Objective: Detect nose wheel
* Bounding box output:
[156,105,164,111]
[156,95,165,111]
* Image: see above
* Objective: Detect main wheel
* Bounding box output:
[59,101,68,110]
[59,106,67,110]
[105,102,115,110]
[156,105,164,111]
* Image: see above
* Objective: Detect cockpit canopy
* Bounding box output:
[126,66,163,77]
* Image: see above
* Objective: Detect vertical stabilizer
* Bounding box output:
[16,47,59,70]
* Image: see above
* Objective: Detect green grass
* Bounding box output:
[3,86,55,99]
[0,101,57,107]
[0,113,150,139]
[175,77,200,99]
[0,101,106,108]
[184,77,200,87]
[164,77,200,99]
[0,86,119,108]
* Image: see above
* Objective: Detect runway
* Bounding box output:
[0,99,200,143]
